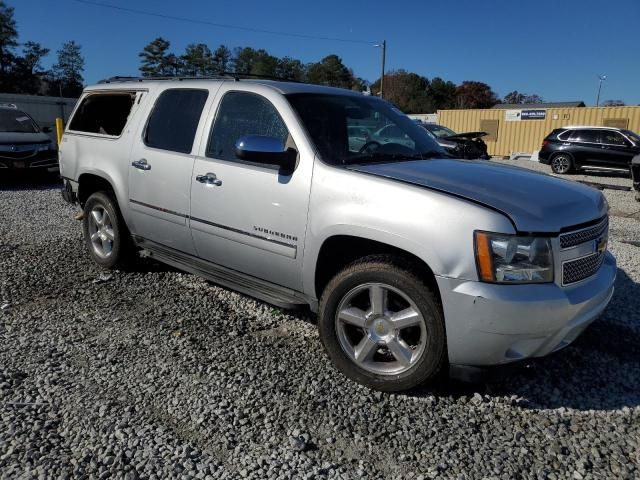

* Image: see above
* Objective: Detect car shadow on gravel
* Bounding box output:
[0,173,62,191]
[412,267,640,412]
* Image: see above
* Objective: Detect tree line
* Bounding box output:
[138,37,368,92]
[138,37,557,113]
[0,1,85,97]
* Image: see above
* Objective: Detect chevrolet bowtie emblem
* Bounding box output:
[596,237,607,255]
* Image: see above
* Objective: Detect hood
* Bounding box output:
[0,131,51,145]
[443,131,487,141]
[349,159,607,232]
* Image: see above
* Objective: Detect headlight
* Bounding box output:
[37,143,55,152]
[475,231,553,283]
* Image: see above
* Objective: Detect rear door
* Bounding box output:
[128,88,212,255]
[598,130,636,169]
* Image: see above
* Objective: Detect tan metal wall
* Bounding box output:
[437,106,640,157]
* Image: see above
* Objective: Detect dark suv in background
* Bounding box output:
[539,126,640,174]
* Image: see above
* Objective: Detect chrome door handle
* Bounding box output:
[132,158,151,170]
[196,172,222,186]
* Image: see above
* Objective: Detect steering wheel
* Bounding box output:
[359,141,381,154]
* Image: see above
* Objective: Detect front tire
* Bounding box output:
[318,255,446,392]
[82,191,135,269]
[550,153,573,174]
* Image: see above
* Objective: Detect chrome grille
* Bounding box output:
[562,252,605,285]
[560,217,608,249]
[0,149,36,160]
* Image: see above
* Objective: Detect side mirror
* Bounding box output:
[42,126,53,133]
[235,135,296,172]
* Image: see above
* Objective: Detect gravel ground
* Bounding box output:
[1,170,639,480]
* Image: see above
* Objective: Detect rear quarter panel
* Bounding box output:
[59,88,154,226]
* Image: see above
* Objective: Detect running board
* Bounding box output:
[580,165,629,173]
[135,237,310,310]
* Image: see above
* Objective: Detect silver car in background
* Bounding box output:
[59,77,616,391]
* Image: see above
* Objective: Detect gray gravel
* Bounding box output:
[1,173,639,479]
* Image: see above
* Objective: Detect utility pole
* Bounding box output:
[596,75,606,107]
[374,40,386,99]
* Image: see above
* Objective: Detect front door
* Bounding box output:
[598,130,636,169]
[128,88,211,255]
[567,129,607,167]
[189,86,313,290]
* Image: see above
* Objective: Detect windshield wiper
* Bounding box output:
[344,150,445,165]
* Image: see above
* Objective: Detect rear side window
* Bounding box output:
[207,91,288,162]
[145,89,208,154]
[568,129,600,143]
[69,93,134,136]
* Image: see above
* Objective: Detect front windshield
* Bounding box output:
[622,129,640,145]
[0,109,39,133]
[287,93,445,165]
[424,124,456,138]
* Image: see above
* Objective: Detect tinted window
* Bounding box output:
[601,130,628,146]
[207,92,288,161]
[0,109,38,133]
[69,93,134,136]
[145,89,208,154]
[568,130,600,143]
[622,129,640,144]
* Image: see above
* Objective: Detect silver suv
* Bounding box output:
[59,77,616,391]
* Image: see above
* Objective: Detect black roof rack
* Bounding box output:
[99,72,302,84]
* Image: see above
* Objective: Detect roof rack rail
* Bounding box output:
[99,72,302,84]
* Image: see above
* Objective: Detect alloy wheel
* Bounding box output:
[87,206,115,258]
[335,283,427,375]
[552,155,571,174]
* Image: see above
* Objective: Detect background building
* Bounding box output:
[437,105,640,157]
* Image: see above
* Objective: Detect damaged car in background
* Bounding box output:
[418,122,490,160]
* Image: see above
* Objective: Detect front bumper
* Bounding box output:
[437,251,616,367]
[632,156,640,192]
[0,155,59,171]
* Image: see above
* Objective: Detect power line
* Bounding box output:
[72,0,377,45]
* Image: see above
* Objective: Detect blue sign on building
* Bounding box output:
[521,109,546,120]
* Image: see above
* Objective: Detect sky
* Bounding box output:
[10,0,640,106]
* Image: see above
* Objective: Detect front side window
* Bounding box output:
[287,93,443,165]
[568,129,600,143]
[69,93,134,136]
[0,109,39,133]
[207,91,288,161]
[622,129,640,145]
[145,89,208,154]
[601,131,628,146]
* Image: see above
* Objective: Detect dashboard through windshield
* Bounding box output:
[287,93,445,165]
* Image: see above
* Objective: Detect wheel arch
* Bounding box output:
[550,150,575,161]
[311,234,441,307]
[77,172,117,206]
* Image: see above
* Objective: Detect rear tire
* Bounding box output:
[550,153,573,174]
[318,255,446,392]
[82,191,135,269]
